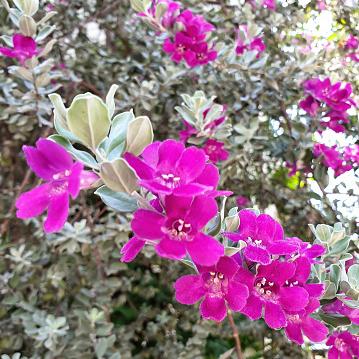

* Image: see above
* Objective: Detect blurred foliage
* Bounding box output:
[0,0,358,358]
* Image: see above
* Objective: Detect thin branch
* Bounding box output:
[227,310,244,359]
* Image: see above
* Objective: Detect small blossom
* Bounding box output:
[203,139,229,163]
[323,299,359,325]
[124,139,220,197]
[224,210,297,265]
[326,332,359,359]
[285,298,328,345]
[345,35,359,50]
[0,33,38,64]
[313,143,352,177]
[236,195,250,208]
[235,261,309,329]
[16,138,98,233]
[236,26,266,58]
[285,237,325,264]
[174,256,249,322]
[128,195,224,266]
[344,145,359,166]
[262,0,276,10]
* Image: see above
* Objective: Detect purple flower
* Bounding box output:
[236,195,250,208]
[344,145,359,166]
[285,237,325,264]
[174,256,249,321]
[179,121,198,142]
[236,26,266,58]
[124,140,220,197]
[313,143,352,177]
[249,37,266,57]
[162,9,217,67]
[326,332,359,359]
[262,0,276,10]
[345,35,359,50]
[323,299,359,325]
[0,34,38,64]
[128,195,224,266]
[235,261,309,329]
[203,139,229,163]
[224,210,297,265]
[16,138,98,233]
[285,298,328,345]
[299,95,320,116]
[320,110,350,133]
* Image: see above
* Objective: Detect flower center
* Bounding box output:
[255,277,277,299]
[287,314,301,323]
[247,237,265,248]
[285,280,299,287]
[205,145,217,154]
[334,338,348,352]
[205,271,228,298]
[52,169,71,181]
[167,219,192,241]
[177,44,186,53]
[161,173,181,188]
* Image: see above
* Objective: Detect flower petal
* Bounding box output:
[16,183,50,219]
[226,281,249,312]
[68,162,84,198]
[264,302,287,329]
[216,256,239,278]
[279,287,309,312]
[155,237,186,260]
[121,237,145,263]
[200,295,227,322]
[157,140,184,173]
[302,316,329,343]
[174,274,205,305]
[186,233,224,266]
[176,146,206,183]
[173,183,210,197]
[186,195,218,230]
[243,245,271,265]
[285,322,304,345]
[131,209,164,239]
[195,164,219,189]
[240,294,262,320]
[44,192,69,233]
[123,152,155,179]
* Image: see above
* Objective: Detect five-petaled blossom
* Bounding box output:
[124,139,220,197]
[203,139,229,163]
[235,261,309,329]
[326,331,359,359]
[0,33,38,64]
[16,138,98,233]
[174,256,249,321]
[127,195,224,266]
[224,209,297,265]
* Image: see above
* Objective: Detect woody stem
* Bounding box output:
[227,310,244,359]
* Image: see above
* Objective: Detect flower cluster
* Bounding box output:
[235,25,266,58]
[313,143,357,177]
[179,102,229,163]
[122,139,226,265]
[326,331,359,359]
[345,34,359,63]
[299,77,356,133]
[16,139,98,233]
[140,1,217,67]
[0,33,38,65]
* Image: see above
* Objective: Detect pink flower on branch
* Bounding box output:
[16,138,98,233]
[127,195,224,266]
[326,331,359,359]
[224,210,297,265]
[174,256,249,322]
[124,140,221,197]
[0,34,38,64]
[203,139,229,163]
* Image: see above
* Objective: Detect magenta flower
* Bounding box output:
[285,237,325,264]
[236,27,266,58]
[124,140,220,197]
[203,139,229,163]
[0,34,38,64]
[313,143,352,177]
[323,299,359,325]
[235,261,309,329]
[321,110,350,133]
[129,195,224,266]
[162,9,217,67]
[326,332,359,359]
[262,0,276,10]
[236,195,250,208]
[344,145,359,166]
[249,37,266,57]
[224,210,297,265]
[16,138,98,233]
[345,35,359,50]
[285,298,328,345]
[299,95,320,116]
[174,256,249,321]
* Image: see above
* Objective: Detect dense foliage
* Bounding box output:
[0,0,358,358]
